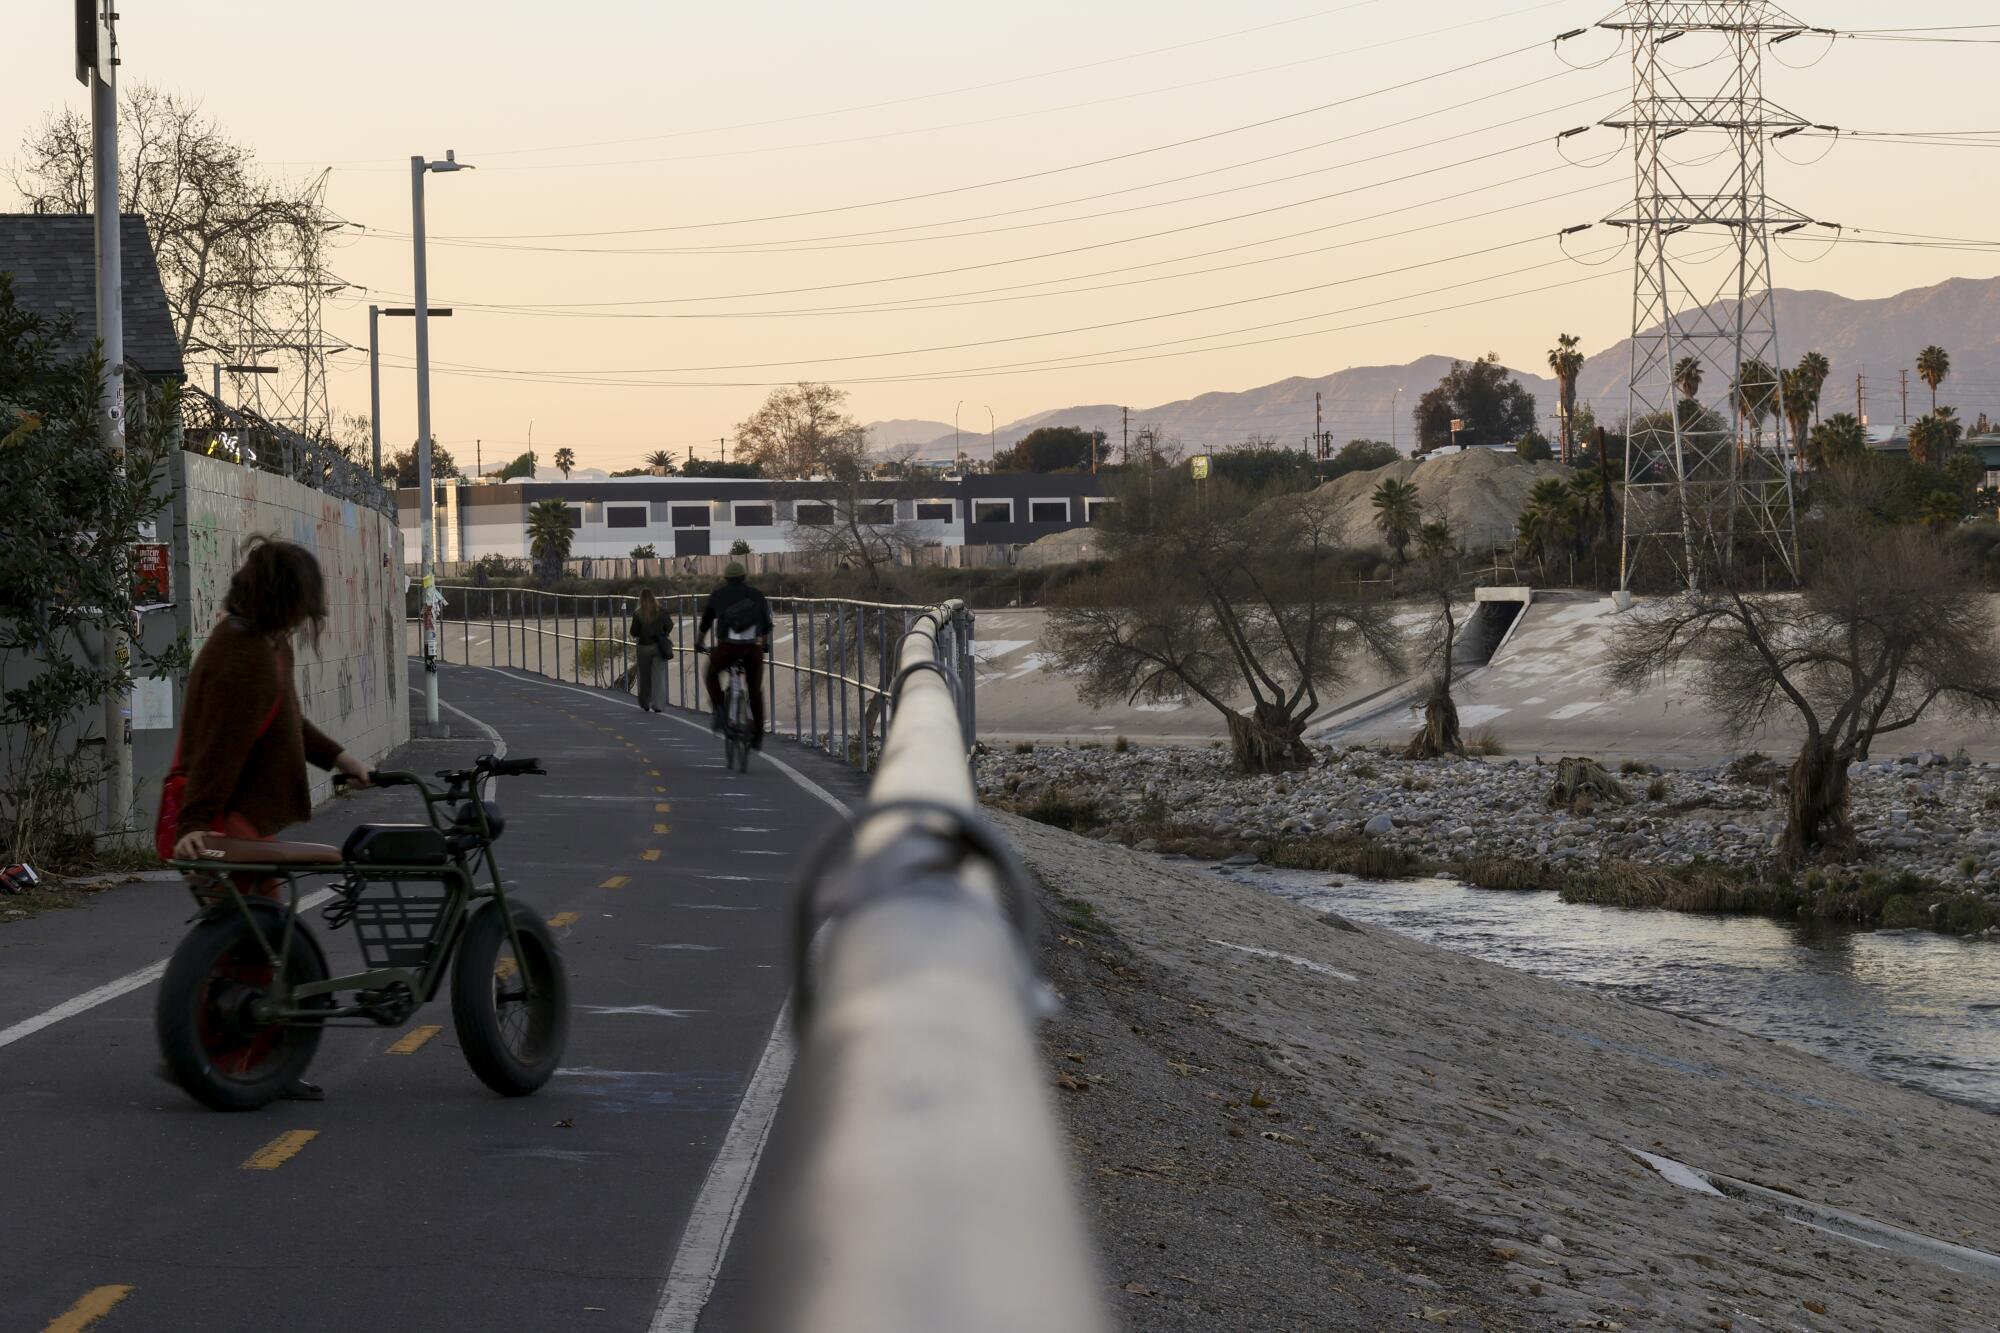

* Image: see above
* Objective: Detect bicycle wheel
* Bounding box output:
[155,905,329,1112]
[451,902,569,1096]
[730,678,753,773]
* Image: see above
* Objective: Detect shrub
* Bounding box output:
[1021,789,1104,833]
[1619,759,1648,776]
[1013,741,1036,755]
[1113,736,1130,753]
[1726,752,1782,787]
[1459,855,1552,892]
[1547,757,1630,811]
[1271,836,1420,878]
[1467,726,1507,757]
[1647,777,1669,802]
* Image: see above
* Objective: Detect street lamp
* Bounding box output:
[412,149,473,733]
[211,362,277,408]
[982,404,995,465]
[368,304,452,480]
[1392,385,1405,453]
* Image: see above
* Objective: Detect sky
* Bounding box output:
[7,2,2000,471]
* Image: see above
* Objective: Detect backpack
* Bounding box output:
[721,595,762,640]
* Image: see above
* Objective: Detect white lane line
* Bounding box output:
[649,1008,797,1333]
[477,665,853,1332]
[3,689,509,1055]
[0,886,336,1052]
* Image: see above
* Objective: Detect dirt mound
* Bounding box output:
[1311,448,1566,555]
[1017,526,1101,569]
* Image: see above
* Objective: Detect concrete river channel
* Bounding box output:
[1228,866,2000,1115]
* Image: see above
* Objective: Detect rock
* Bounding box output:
[1539,1233,1568,1255]
[1364,813,1395,836]
[1134,838,1159,853]
[1222,852,1260,867]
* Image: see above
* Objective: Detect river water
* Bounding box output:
[1232,867,2000,1115]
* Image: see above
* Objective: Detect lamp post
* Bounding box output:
[368,305,451,479]
[954,399,965,469]
[1392,386,1405,453]
[211,362,277,409]
[412,150,473,732]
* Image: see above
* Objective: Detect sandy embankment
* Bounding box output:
[1002,811,2000,1332]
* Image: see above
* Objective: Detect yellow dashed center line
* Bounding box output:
[42,1285,133,1333]
[386,1025,442,1055]
[648,769,662,778]
[641,849,662,862]
[655,802,672,813]
[547,911,580,928]
[600,874,631,890]
[242,1130,319,1171]
[653,823,672,835]
[654,786,666,795]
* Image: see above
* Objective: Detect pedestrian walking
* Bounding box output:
[630,588,673,712]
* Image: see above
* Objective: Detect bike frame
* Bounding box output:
[170,763,533,1027]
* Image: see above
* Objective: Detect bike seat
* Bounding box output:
[197,837,343,866]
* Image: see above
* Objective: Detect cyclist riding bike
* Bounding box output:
[695,561,772,749]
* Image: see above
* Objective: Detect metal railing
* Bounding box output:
[422,587,974,771]
[750,602,1105,1331]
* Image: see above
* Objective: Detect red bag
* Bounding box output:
[154,693,284,859]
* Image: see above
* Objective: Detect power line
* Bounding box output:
[383,177,1625,322]
[373,33,1558,241]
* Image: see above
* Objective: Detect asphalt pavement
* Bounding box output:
[0,662,864,1333]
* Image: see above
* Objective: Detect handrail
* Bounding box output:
[751,599,1105,1331]
[425,586,953,771]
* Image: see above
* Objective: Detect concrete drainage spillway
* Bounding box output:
[1457,587,1532,669]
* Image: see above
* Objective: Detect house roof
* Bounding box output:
[0,214,182,377]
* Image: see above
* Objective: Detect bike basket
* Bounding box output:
[339,879,453,970]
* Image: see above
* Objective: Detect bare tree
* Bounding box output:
[786,438,924,594]
[734,381,865,479]
[1608,527,2000,863]
[1047,473,1404,772]
[13,87,333,368]
[1402,518,1467,759]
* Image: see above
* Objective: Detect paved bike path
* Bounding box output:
[0,662,863,1333]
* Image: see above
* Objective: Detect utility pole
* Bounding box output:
[719,436,727,463]
[1314,391,1322,460]
[1899,368,1909,426]
[368,304,382,477]
[1856,372,1865,424]
[475,438,482,481]
[88,0,131,836]
[411,148,473,733]
[1121,406,1129,466]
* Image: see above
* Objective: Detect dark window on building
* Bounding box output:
[971,499,1012,524]
[795,502,834,526]
[671,505,710,528]
[916,501,955,522]
[562,505,583,530]
[734,503,774,527]
[856,502,894,525]
[1085,497,1114,523]
[1029,499,1069,524]
[607,505,648,529]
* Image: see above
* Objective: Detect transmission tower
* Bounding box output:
[225,170,354,444]
[1595,2,1808,592]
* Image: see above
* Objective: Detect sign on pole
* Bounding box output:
[1190,454,1211,480]
[74,0,114,85]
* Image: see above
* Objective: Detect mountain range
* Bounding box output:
[867,274,2000,458]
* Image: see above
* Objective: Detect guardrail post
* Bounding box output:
[791,601,802,741]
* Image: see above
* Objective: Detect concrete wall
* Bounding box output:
[175,452,409,807]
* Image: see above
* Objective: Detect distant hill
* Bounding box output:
[865,418,958,456]
[864,274,2000,456]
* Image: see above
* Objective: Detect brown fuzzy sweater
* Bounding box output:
[176,617,343,839]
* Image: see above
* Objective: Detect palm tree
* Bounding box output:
[1796,351,1830,423]
[1673,356,1704,402]
[1917,488,1963,532]
[526,498,575,581]
[644,449,677,475]
[1805,412,1867,471]
[1779,367,1812,460]
[1370,478,1421,563]
[1733,358,1778,451]
[553,446,575,480]
[1917,345,1951,413]
[1547,333,1584,463]
[1516,478,1575,577]
[1908,408,1963,469]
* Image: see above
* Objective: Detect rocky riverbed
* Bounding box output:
[977,741,2000,911]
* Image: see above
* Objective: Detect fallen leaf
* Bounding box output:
[1260,1130,1300,1145]
[1120,1282,1154,1297]
[1056,1073,1091,1092]
[1802,1300,1828,1316]
[1412,1306,1466,1324]
[1249,1089,1274,1108]
[1166,1057,1201,1076]
[554,1118,574,1129]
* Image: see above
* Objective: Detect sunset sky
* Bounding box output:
[8,2,2000,470]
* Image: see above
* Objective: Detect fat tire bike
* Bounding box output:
[157,754,569,1111]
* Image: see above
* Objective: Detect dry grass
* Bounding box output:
[1456,855,1557,892]
[1270,836,1422,879]
[1467,726,1507,757]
